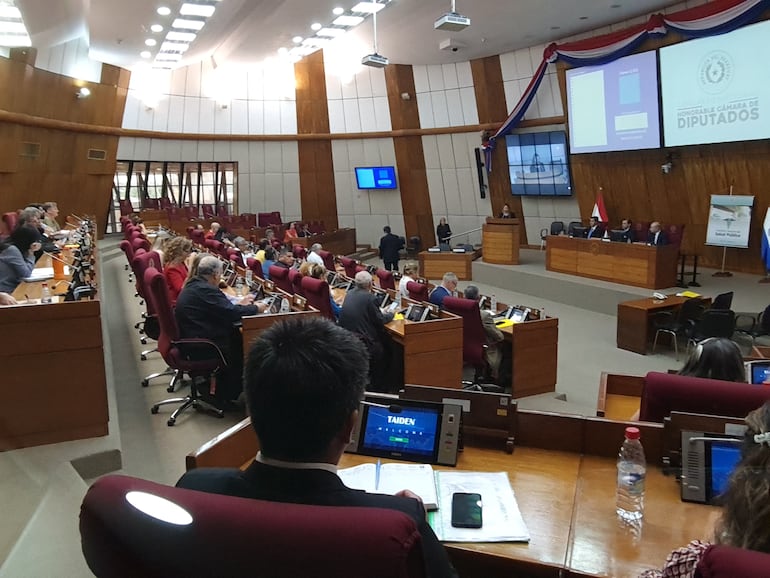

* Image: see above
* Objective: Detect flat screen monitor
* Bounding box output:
[325,270,337,286]
[609,229,627,243]
[749,361,770,385]
[372,289,389,308]
[505,131,571,196]
[566,50,660,153]
[571,226,587,238]
[405,304,431,322]
[358,402,441,461]
[355,166,397,190]
[661,19,770,147]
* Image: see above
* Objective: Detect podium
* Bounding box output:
[482,218,520,265]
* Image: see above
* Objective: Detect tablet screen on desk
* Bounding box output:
[372,290,389,308]
[405,304,431,322]
[359,403,440,461]
[750,361,770,385]
[707,440,741,500]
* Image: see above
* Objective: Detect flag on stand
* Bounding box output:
[592,191,609,223]
[761,208,770,272]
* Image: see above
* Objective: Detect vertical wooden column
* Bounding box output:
[294,51,338,229]
[385,64,436,247]
[471,56,527,244]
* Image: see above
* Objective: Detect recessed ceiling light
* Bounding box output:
[333,15,364,26]
[0,34,30,46]
[311,22,322,31]
[0,21,26,34]
[140,51,152,58]
[161,41,190,52]
[157,6,171,16]
[145,38,158,46]
[0,6,21,18]
[317,27,346,37]
[278,47,288,55]
[332,6,344,15]
[351,2,385,14]
[150,24,164,32]
[302,37,330,47]
[172,18,205,30]
[292,36,303,43]
[167,31,197,42]
[156,52,183,60]
[180,3,216,17]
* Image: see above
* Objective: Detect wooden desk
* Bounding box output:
[291,228,357,256]
[499,317,558,397]
[546,236,679,289]
[241,310,319,358]
[482,218,520,265]
[418,249,481,281]
[616,296,710,355]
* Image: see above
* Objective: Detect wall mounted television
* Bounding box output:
[505,131,572,196]
[355,166,397,190]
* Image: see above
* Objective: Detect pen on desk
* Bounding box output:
[375,459,381,491]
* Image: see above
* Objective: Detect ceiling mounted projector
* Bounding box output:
[434,12,470,31]
[362,53,389,67]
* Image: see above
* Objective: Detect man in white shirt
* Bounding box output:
[307,243,324,266]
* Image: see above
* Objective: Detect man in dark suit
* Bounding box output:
[175,255,265,404]
[429,272,458,309]
[177,316,456,578]
[585,216,605,239]
[618,218,635,243]
[378,225,403,271]
[647,221,669,246]
[339,271,395,392]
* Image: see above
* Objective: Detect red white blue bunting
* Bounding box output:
[485,0,770,170]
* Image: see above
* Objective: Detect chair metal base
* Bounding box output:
[141,366,175,387]
[140,346,157,360]
[653,329,679,360]
[150,388,225,426]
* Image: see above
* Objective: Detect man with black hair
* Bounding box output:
[177,317,456,578]
[378,225,403,271]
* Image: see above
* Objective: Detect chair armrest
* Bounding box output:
[735,313,759,331]
[172,338,228,366]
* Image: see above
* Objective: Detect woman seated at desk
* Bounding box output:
[642,402,770,577]
[163,236,194,306]
[305,262,341,320]
[398,261,419,299]
[0,226,41,294]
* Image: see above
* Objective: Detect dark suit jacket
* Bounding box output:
[429,285,451,309]
[177,462,457,578]
[619,228,635,243]
[647,230,669,246]
[585,225,605,239]
[378,233,403,263]
[339,287,394,346]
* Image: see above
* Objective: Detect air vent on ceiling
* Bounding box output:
[19,142,40,158]
[87,148,107,160]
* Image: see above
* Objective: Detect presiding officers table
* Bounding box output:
[546,236,678,289]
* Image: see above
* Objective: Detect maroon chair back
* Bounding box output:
[270,211,283,225]
[118,200,134,216]
[308,220,325,234]
[143,199,160,210]
[694,544,770,578]
[293,245,307,260]
[376,269,395,291]
[269,265,292,294]
[318,250,335,272]
[159,198,173,210]
[119,240,135,267]
[133,251,163,311]
[131,236,151,253]
[340,256,358,278]
[240,213,256,228]
[183,206,199,219]
[666,223,685,247]
[190,229,205,245]
[633,221,650,240]
[80,474,425,578]
[443,296,486,369]
[302,276,334,320]
[2,211,19,234]
[216,205,229,218]
[289,269,304,296]
[246,258,263,277]
[204,239,227,259]
[406,281,429,303]
[202,204,216,218]
[258,213,273,227]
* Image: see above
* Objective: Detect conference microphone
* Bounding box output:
[44,251,70,265]
[360,400,403,414]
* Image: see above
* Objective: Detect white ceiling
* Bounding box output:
[15,0,682,70]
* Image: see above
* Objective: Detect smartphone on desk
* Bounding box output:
[451,492,482,528]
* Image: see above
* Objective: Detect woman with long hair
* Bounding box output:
[163,236,194,305]
[0,226,42,294]
[678,338,746,383]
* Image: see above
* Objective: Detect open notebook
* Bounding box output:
[338,463,438,510]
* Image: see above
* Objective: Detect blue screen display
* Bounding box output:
[505,131,572,196]
[752,362,770,384]
[709,442,741,498]
[355,166,397,189]
[361,406,439,458]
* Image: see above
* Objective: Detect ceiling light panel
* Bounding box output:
[161,41,190,52]
[180,3,216,17]
[0,21,27,34]
[150,24,164,32]
[166,31,197,42]
[157,6,171,16]
[333,15,364,26]
[317,27,345,37]
[302,37,330,47]
[351,2,385,14]
[0,34,30,46]
[172,18,205,30]
[0,5,21,18]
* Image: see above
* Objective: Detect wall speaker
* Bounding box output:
[474,147,486,199]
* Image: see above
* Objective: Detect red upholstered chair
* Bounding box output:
[2,211,19,234]
[190,229,205,246]
[204,239,227,259]
[442,296,497,389]
[318,250,335,272]
[159,198,173,210]
[292,244,307,260]
[240,213,256,228]
[270,211,283,225]
[301,276,334,320]
[118,200,134,216]
[406,281,429,303]
[376,269,395,290]
[694,544,770,578]
[183,206,199,220]
[143,267,226,425]
[216,204,229,217]
[638,371,770,423]
[634,221,651,241]
[269,265,292,294]
[257,212,273,227]
[119,240,135,276]
[308,220,325,234]
[666,223,685,247]
[289,268,304,296]
[202,204,216,218]
[80,474,425,578]
[340,256,358,278]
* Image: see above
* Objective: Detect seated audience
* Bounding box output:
[129,214,149,235]
[41,202,61,234]
[283,222,298,243]
[206,222,233,246]
[464,285,504,380]
[17,206,58,259]
[0,292,17,305]
[176,316,456,578]
[679,337,746,382]
[265,228,276,246]
[306,262,341,320]
[647,221,668,246]
[429,272,458,309]
[436,217,452,245]
[261,247,277,280]
[499,203,515,219]
[0,226,41,294]
[339,271,395,392]
[378,226,403,272]
[585,216,604,239]
[307,243,324,266]
[254,239,269,263]
[399,261,419,299]
[641,402,770,577]
[175,255,266,406]
[163,236,194,306]
[273,248,295,269]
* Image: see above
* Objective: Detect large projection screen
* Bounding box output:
[566,50,660,154]
[661,19,770,147]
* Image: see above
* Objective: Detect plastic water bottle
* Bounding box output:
[235,277,245,297]
[616,426,646,521]
[245,269,253,286]
[490,294,497,312]
[40,283,52,304]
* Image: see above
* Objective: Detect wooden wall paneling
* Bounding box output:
[0,123,20,173]
[385,64,436,246]
[470,56,526,244]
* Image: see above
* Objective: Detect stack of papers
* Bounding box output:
[338,463,438,510]
[23,268,55,282]
[676,290,702,298]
